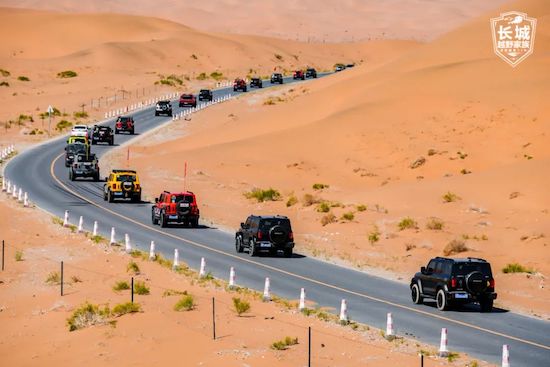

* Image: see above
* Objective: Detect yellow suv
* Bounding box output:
[103,169,142,203]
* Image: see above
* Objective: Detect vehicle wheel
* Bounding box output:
[436,289,449,311]
[480,298,493,312]
[283,248,293,258]
[155,112,159,116]
[411,283,423,304]
[134,193,141,203]
[108,190,114,203]
[151,210,159,225]
[109,139,114,146]
[243,87,247,92]
[130,129,135,135]
[235,236,244,253]
[92,140,96,145]
[69,170,74,181]
[94,173,100,182]
[160,212,167,228]
[191,217,199,228]
[249,238,257,257]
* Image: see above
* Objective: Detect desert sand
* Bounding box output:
[105,0,550,318]
[0,185,489,366]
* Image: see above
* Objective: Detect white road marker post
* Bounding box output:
[299,287,306,311]
[125,233,131,253]
[17,188,22,202]
[385,312,395,340]
[173,248,179,270]
[438,328,449,357]
[228,266,236,289]
[77,216,84,233]
[199,257,206,278]
[12,184,17,199]
[502,344,510,367]
[23,192,29,207]
[63,210,69,227]
[149,241,156,260]
[339,299,348,324]
[110,227,116,245]
[263,277,271,301]
[92,221,98,237]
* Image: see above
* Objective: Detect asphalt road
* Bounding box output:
[5,74,550,366]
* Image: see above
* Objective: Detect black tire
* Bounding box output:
[436,289,449,311]
[235,236,244,253]
[249,238,257,257]
[151,209,159,225]
[115,129,119,134]
[109,139,114,146]
[103,187,107,201]
[411,283,423,304]
[191,217,199,228]
[108,190,114,203]
[243,87,247,92]
[91,140,96,145]
[134,193,141,203]
[283,248,293,258]
[130,129,134,135]
[480,298,493,312]
[155,112,159,116]
[160,212,167,228]
[69,170,74,181]
[94,173,100,182]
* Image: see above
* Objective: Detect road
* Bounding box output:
[5,74,550,366]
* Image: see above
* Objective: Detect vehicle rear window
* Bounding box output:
[117,174,136,182]
[259,219,291,230]
[171,195,193,203]
[119,117,131,122]
[181,94,193,98]
[453,262,492,277]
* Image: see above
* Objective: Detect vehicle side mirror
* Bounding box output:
[104,177,108,182]
[420,266,426,274]
[240,222,245,228]
[64,146,67,151]
[155,198,158,203]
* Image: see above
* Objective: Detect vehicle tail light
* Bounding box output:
[451,277,457,288]
[489,279,495,288]
[289,231,294,240]
[257,231,263,240]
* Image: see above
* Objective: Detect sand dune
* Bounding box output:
[119,0,550,316]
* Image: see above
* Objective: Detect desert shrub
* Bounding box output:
[73,111,88,119]
[174,294,195,311]
[57,70,78,78]
[443,239,468,256]
[0,81,9,87]
[316,201,330,213]
[426,217,444,230]
[190,54,198,59]
[271,336,298,350]
[113,281,130,291]
[232,297,250,316]
[166,74,183,85]
[442,191,460,202]
[210,71,224,80]
[17,76,30,81]
[90,235,104,244]
[286,195,298,207]
[341,212,355,221]
[312,183,329,190]
[71,275,82,283]
[163,289,187,297]
[67,302,110,331]
[274,54,284,61]
[133,281,150,295]
[55,120,73,131]
[0,68,10,77]
[302,193,320,207]
[45,271,61,284]
[398,217,417,230]
[112,302,140,317]
[15,250,23,261]
[368,227,380,244]
[447,352,460,362]
[126,261,140,275]
[244,188,280,202]
[196,72,208,80]
[263,99,276,105]
[460,168,472,175]
[502,263,534,274]
[320,213,336,226]
[356,204,367,212]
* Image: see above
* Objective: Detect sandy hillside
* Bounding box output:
[0,182,489,367]
[0,6,416,150]
[112,0,550,318]
[1,0,509,42]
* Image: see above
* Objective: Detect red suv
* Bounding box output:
[151,191,200,227]
[233,78,247,92]
[179,94,197,108]
[115,116,134,134]
[293,70,305,80]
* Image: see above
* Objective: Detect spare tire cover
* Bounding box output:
[269,225,288,245]
[466,271,487,294]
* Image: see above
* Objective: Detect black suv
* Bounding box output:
[305,68,317,78]
[64,143,88,167]
[235,215,294,257]
[270,73,283,84]
[155,100,172,116]
[250,77,263,88]
[69,153,99,181]
[91,125,114,145]
[410,257,497,312]
[199,89,213,102]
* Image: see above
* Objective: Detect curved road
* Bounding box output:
[5,74,550,366]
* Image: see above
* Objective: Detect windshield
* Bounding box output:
[452,262,492,277]
[75,154,95,162]
[117,174,136,182]
[67,145,86,153]
[259,218,291,230]
[181,94,193,98]
[200,90,210,94]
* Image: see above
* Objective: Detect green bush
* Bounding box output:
[67,302,110,331]
[502,263,534,274]
[15,250,23,261]
[174,295,195,311]
[17,76,30,81]
[57,70,78,78]
[312,183,329,190]
[0,68,10,77]
[356,204,367,212]
[302,193,320,207]
[232,297,250,316]
[316,201,330,213]
[442,192,460,203]
[210,71,224,80]
[286,195,298,207]
[368,228,380,244]
[320,213,336,226]
[425,217,444,230]
[443,239,468,256]
[113,281,130,291]
[196,72,208,80]
[46,271,61,284]
[244,188,281,202]
[112,302,140,317]
[133,281,150,295]
[55,120,73,131]
[398,217,417,230]
[271,336,298,350]
[73,111,88,119]
[126,261,140,275]
[341,212,355,221]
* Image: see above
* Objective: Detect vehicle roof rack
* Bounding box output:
[112,169,136,173]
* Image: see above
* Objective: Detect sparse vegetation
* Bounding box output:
[317,201,330,213]
[113,281,130,291]
[210,71,224,80]
[163,289,188,297]
[232,297,251,316]
[398,217,417,231]
[45,271,61,285]
[126,261,140,275]
[356,204,367,212]
[442,191,461,203]
[15,250,23,261]
[55,120,73,131]
[368,227,380,244]
[71,275,82,283]
[133,281,150,295]
[405,243,416,251]
[426,217,444,230]
[502,263,534,274]
[67,302,110,331]
[17,76,30,81]
[460,168,472,175]
[341,212,355,221]
[274,54,284,61]
[0,68,10,77]
[446,352,460,362]
[286,195,298,207]
[443,239,468,256]
[302,193,320,207]
[112,302,141,317]
[90,235,105,244]
[312,183,329,190]
[196,72,209,80]
[190,54,198,60]
[174,295,195,311]
[271,336,299,350]
[73,111,88,119]
[320,213,336,226]
[0,81,9,87]
[244,188,281,202]
[57,70,78,78]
